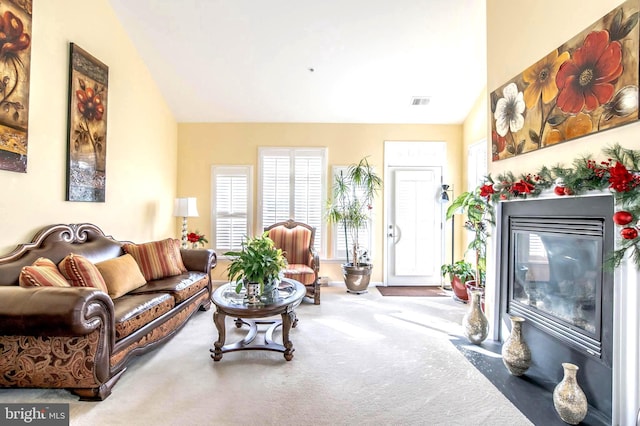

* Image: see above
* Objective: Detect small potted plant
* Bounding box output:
[446,188,494,293]
[441,260,475,302]
[224,232,288,298]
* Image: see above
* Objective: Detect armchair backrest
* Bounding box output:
[265,220,315,265]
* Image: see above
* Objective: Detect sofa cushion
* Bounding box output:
[112,293,175,340]
[19,258,71,288]
[58,253,108,293]
[131,271,209,304]
[122,239,183,281]
[95,254,147,299]
[283,264,316,285]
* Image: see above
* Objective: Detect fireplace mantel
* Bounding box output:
[489,193,640,425]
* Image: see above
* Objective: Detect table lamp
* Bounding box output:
[173,197,199,248]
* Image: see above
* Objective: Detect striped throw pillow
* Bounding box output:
[170,238,187,273]
[19,257,71,288]
[58,253,108,293]
[122,239,183,281]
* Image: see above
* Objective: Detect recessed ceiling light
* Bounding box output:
[411,96,430,106]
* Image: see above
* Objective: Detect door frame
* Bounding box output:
[383,141,447,286]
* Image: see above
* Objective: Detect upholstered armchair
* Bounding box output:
[265,219,320,305]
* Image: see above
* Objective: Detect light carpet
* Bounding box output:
[0,286,532,426]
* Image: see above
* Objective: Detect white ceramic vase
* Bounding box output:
[553,362,588,424]
[462,290,488,344]
[501,315,531,376]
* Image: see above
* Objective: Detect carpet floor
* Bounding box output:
[0,286,532,426]
[376,285,449,297]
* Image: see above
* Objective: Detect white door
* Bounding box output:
[386,167,442,285]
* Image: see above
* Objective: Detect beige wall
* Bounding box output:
[178,122,463,282]
[0,0,178,253]
[487,0,639,176]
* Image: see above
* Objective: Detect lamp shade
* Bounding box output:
[173,197,199,217]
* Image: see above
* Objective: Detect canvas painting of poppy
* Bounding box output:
[491,0,640,161]
[0,0,32,173]
[66,43,108,202]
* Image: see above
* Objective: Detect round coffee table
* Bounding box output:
[210,278,306,361]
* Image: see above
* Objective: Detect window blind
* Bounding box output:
[211,166,252,251]
[259,148,326,255]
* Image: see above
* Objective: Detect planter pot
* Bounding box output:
[451,276,469,302]
[342,263,373,294]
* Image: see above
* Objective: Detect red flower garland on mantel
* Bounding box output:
[478,143,640,270]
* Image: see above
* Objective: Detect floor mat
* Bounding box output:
[376,286,449,297]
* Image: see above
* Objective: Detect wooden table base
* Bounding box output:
[211,311,298,361]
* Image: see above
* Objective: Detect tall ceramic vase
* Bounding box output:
[501,315,531,376]
[462,290,488,344]
[553,363,588,425]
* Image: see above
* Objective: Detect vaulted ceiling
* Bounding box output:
[108,0,487,124]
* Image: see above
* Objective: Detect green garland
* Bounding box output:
[477,143,640,270]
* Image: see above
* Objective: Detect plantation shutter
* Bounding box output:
[211,166,252,251]
[260,148,326,255]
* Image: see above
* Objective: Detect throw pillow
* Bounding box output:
[170,238,187,273]
[19,257,71,288]
[58,253,108,293]
[95,254,147,299]
[122,239,183,281]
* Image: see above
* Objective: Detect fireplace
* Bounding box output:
[498,195,614,423]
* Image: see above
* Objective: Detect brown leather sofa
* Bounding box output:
[0,223,216,400]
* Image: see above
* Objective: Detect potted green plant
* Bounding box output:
[440,259,475,302]
[326,157,382,293]
[224,232,288,296]
[445,188,494,292]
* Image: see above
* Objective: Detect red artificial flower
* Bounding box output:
[555,31,623,114]
[608,161,634,192]
[479,184,495,198]
[511,179,535,194]
[187,232,200,243]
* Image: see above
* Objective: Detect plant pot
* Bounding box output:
[342,263,373,294]
[451,276,469,302]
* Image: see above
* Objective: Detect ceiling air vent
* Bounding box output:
[411,96,431,106]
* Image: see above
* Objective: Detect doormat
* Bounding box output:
[376,286,448,297]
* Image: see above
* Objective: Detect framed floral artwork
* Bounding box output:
[66,43,108,202]
[0,0,32,173]
[491,0,639,161]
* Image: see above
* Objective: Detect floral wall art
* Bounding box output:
[491,0,640,161]
[0,0,32,173]
[66,43,108,202]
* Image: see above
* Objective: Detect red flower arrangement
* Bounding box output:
[187,231,208,247]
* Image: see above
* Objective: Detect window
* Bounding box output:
[259,148,327,255]
[467,140,488,191]
[211,166,253,252]
[331,165,373,261]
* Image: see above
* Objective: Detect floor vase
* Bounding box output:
[501,315,531,376]
[462,290,488,344]
[553,363,588,424]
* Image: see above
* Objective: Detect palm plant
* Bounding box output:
[326,157,382,267]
